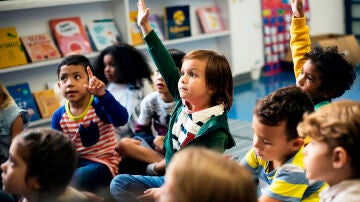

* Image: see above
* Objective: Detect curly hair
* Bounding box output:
[304,46,356,98]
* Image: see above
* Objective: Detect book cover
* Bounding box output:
[196,6,226,33]
[0,27,28,68]
[33,88,61,119]
[6,83,41,122]
[129,11,144,45]
[148,14,165,40]
[50,16,92,56]
[164,5,191,40]
[21,33,61,62]
[86,19,122,51]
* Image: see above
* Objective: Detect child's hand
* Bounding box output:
[291,0,304,18]
[136,188,162,202]
[137,0,153,35]
[84,66,106,97]
[153,136,165,153]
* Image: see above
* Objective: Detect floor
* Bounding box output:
[228,66,360,122]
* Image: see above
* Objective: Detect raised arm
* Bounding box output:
[137,0,153,36]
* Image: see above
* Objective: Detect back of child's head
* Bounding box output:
[57,54,92,79]
[304,46,356,99]
[168,48,186,70]
[254,85,314,140]
[16,128,77,196]
[167,147,257,202]
[0,82,14,110]
[93,43,152,88]
[297,100,360,177]
[183,50,233,111]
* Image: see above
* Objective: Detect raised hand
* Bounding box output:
[84,66,106,97]
[137,0,153,35]
[291,0,304,18]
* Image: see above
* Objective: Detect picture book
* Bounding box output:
[33,88,61,119]
[149,14,165,40]
[129,11,144,45]
[50,16,92,56]
[164,5,191,40]
[21,33,61,62]
[196,6,226,33]
[86,19,122,51]
[6,83,41,122]
[0,27,28,68]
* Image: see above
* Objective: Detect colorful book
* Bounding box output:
[129,11,144,45]
[49,16,92,56]
[149,14,165,40]
[164,5,191,40]
[33,89,61,119]
[21,33,61,62]
[6,83,41,122]
[0,27,28,68]
[196,6,226,33]
[86,19,122,51]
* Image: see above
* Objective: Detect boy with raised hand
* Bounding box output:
[240,85,327,202]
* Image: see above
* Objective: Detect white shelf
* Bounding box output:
[29,118,52,127]
[0,0,111,12]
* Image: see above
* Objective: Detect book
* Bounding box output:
[129,11,144,45]
[196,6,226,33]
[49,16,92,56]
[0,27,28,68]
[148,14,165,40]
[33,88,61,119]
[164,5,191,40]
[20,33,61,62]
[86,19,122,51]
[6,83,41,122]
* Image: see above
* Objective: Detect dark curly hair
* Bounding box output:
[93,43,153,89]
[57,54,93,79]
[304,46,356,99]
[254,85,314,140]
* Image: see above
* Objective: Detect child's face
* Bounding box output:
[154,69,172,97]
[103,54,122,83]
[296,60,324,100]
[57,64,89,102]
[303,139,333,182]
[157,166,183,202]
[252,115,301,166]
[178,59,212,111]
[1,137,29,195]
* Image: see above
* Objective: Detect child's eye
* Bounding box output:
[189,72,195,77]
[262,139,272,145]
[75,75,81,79]
[306,75,313,81]
[60,76,67,81]
[180,71,184,76]
[300,69,304,75]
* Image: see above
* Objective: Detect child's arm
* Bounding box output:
[290,0,311,78]
[10,115,24,140]
[84,66,106,97]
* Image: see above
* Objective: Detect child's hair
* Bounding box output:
[167,147,257,202]
[0,82,14,110]
[297,100,360,177]
[16,128,77,196]
[183,50,233,112]
[304,46,356,98]
[168,48,186,69]
[57,54,92,79]
[254,85,314,140]
[93,43,152,89]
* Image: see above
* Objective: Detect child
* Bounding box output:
[93,43,153,138]
[297,100,360,202]
[52,54,128,195]
[240,85,327,201]
[116,48,185,175]
[149,147,257,202]
[109,0,235,200]
[1,128,88,202]
[290,0,356,110]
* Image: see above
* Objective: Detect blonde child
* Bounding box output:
[52,54,128,196]
[153,147,257,202]
[1,128,88,202]
[297,100,360,202]
[240,86,327,201]
[109,0,235,200]
[290,0,355,110]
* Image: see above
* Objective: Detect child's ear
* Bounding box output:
[57,81,61,89]
[332,146,348,169]
[291,138,304,150]
[28,176,41,190]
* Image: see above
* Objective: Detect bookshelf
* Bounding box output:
[345,0,360,43]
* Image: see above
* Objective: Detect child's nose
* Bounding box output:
[297,75,305,86]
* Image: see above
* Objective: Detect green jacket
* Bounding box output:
[144,30,235,165]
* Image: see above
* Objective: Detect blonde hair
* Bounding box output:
[0,82,14,110]
[167,147,257,202]
[297,100,360,177]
